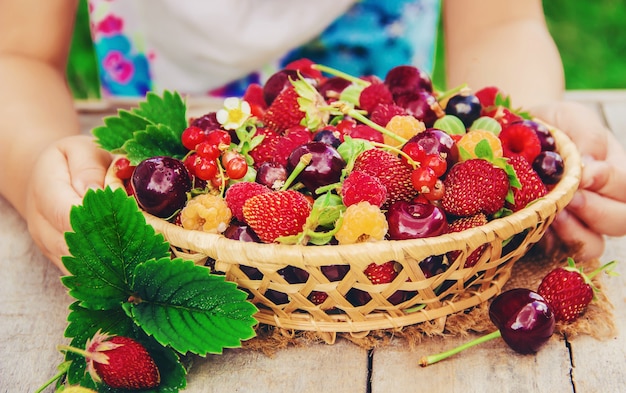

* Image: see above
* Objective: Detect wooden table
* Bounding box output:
[1,91,625,393]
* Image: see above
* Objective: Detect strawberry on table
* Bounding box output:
[537,257,617,323]
[60,330,160,390]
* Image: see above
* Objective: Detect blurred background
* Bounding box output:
[67,0,626,99]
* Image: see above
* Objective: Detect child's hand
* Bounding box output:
[25,135,112,272]
[532,101,626,260]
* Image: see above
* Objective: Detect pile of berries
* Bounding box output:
[114,59,568,305]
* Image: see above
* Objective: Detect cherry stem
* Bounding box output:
[281,153,312,191]
[311,64,370,87]
[419,330,501,367]
[336,103,408,144]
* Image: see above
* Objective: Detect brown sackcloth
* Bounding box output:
[240,237,616,356]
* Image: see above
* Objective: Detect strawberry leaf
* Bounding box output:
[92,90,188,164]
[62,187,171,310]
[125,258,258,355]
[123,124,189,165]
[93,110,151,153]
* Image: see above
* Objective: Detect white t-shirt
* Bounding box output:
[88,0,441,97]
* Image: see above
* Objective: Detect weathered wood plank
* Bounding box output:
[371,335,574,393]
[184,340,369,393]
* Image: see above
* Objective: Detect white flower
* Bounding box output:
[216,97,251,130]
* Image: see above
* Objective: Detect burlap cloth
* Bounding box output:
[241,233,616,355]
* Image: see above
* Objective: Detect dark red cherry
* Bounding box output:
[256,162,288,190]
[406,128,459,170]
[489,288,555,354]
[384,65,433,98]
[131,156,192,218]
[286,142,346,192]
[532,151,564,185]
[386,201,448,240]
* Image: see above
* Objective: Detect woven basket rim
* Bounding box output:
[105,122,581,267]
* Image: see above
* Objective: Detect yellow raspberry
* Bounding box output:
[180,194,232,233]
[457,129,503,161]
[384,115,425,147]
[335,202,388,245]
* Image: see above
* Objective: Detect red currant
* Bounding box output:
[411,166,437,193]
[423,179,445,201]
[206,129,231,149]
[420,154,447,177]
[402,141,427,164]
[194,156,218,181]
[225,156,248,180]
[114,157,135,180]
[181,126,206,151]
[195,141,221,160]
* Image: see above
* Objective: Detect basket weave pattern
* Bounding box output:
[106,126,581,334]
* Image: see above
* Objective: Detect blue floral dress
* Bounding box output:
[88,0,441,98]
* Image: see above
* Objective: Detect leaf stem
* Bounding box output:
[419,330,501,367]
[34,361,71,393]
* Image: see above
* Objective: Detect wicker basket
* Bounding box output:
[105,124,581,334]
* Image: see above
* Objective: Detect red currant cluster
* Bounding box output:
[399,131,452,202]
[180,126,248,187]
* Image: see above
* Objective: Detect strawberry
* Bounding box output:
[499,123,542,163]
[242,83,268,118]
[441,158,509,216]
[273,125,313,166]
[78,330,160,390]
[506,155,548,211]
[484,106,523,129]
[364,261,399,284]
[224,181,271,222]
[475,86,502,109]
[446,213,488,268]
[284,57,324,82]
[242,190,312,243]
[308,290,329,305]
[537,258,616,323]
[353,148,419,208]
[248,127,281,168]
[262,85,305,133]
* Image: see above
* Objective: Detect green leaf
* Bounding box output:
[473,139,495,161]
[133,90,188,136]
[93,110,151,153]
[61,187,171,310]
[126,258,258,355]
[91,90,189,164]
[123,124,189,165]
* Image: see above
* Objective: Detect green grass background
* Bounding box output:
[68,0,626,99]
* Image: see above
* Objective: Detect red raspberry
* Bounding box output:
[499,123,542,163]
[341,171,387,208]
[359,82,394,113]
[369,103,407,126]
